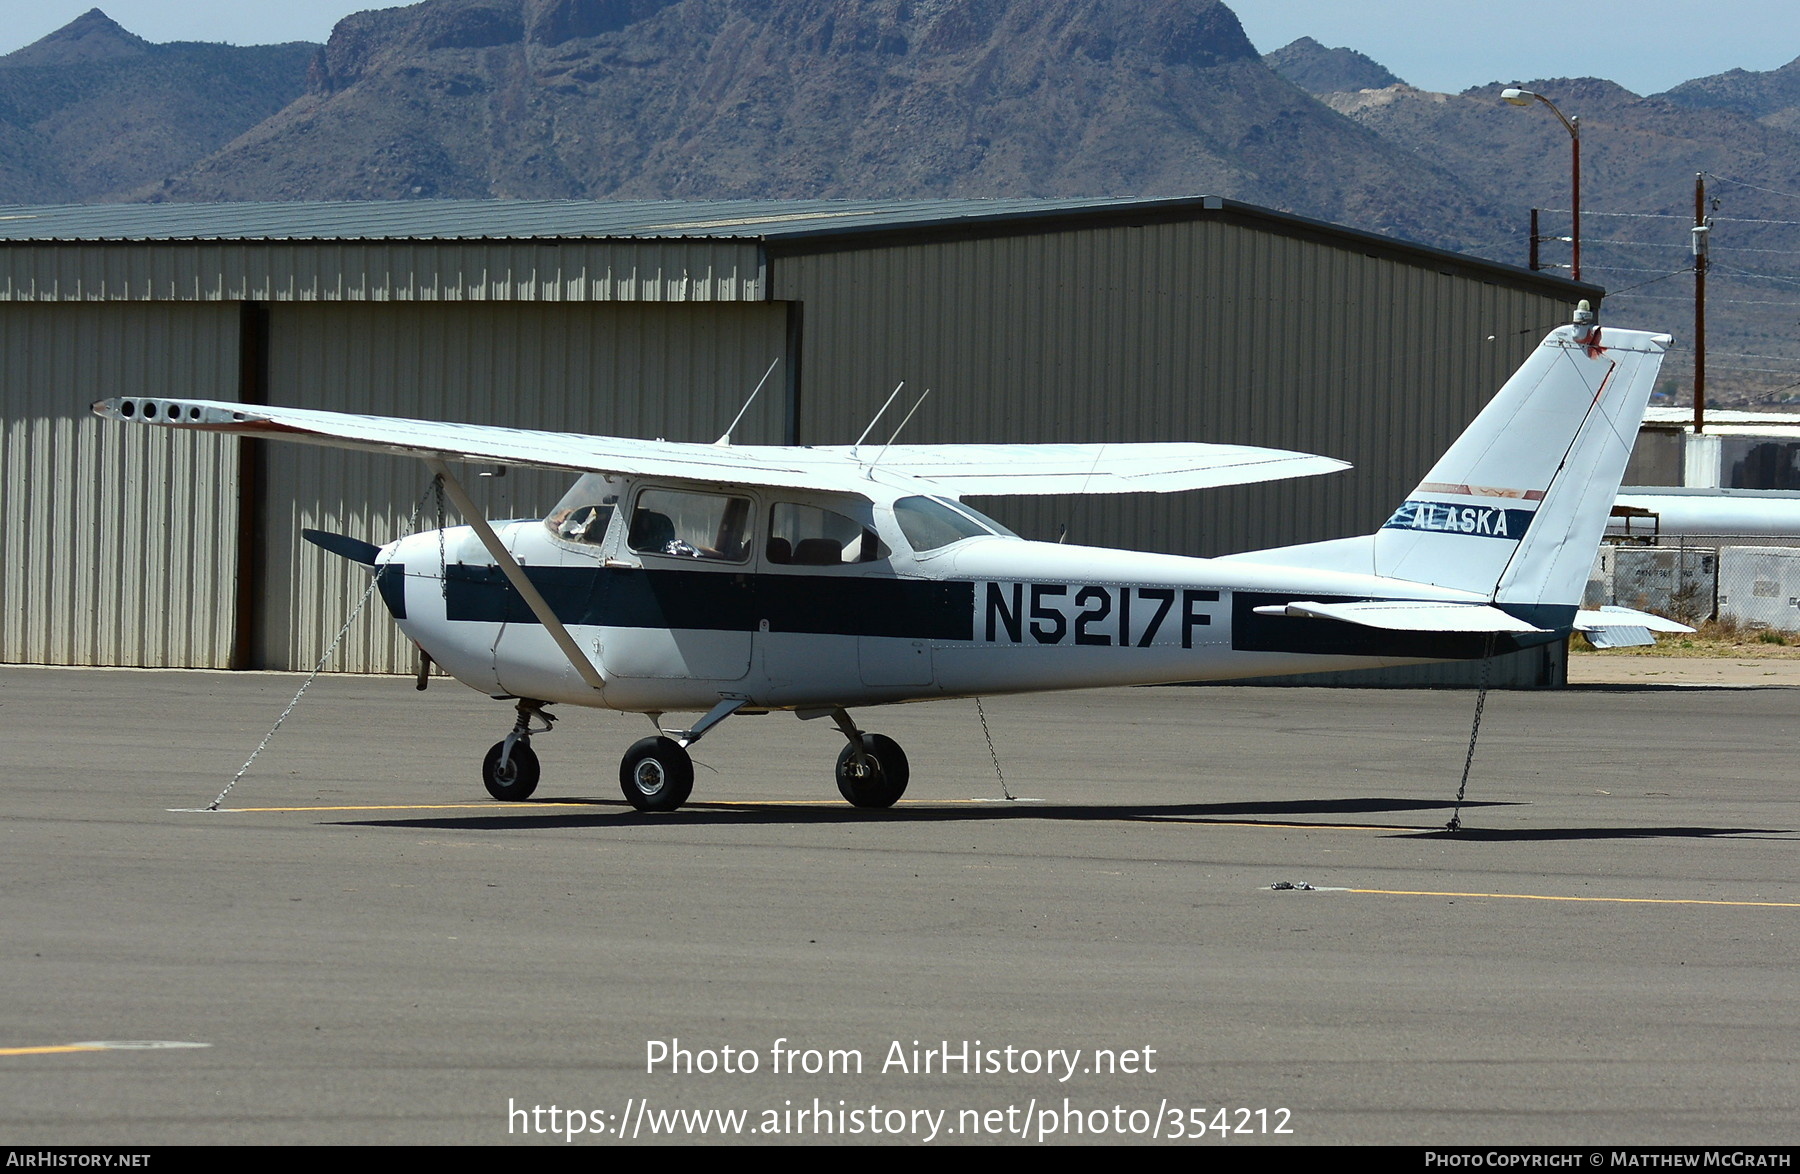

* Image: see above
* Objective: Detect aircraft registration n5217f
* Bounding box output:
[94,319,1686,813]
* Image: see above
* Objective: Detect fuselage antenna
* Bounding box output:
[853,381,906,454]
[866,388,932,479]
[714,356,782,447]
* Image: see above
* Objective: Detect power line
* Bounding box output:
[1702,350,1800,362]
[1710,262,1800,287]
[1583,264,1692,275]
[1539,206,1800,227]
[1611,292,1800,306]
[1583,239,1800,256]
[1703,171,1800,205]
[1687,363,1800,375]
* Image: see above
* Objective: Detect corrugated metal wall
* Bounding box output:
[0,241,764,304]
[0,303,240,666]
[775,222,1570,558]
[259,300,789,673]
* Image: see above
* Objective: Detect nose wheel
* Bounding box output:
[482,740,541,801]
[481,699,554,801]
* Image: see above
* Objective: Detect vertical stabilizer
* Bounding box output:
[1373,325,1669,606]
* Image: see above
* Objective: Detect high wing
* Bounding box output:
[89,397,1347,497]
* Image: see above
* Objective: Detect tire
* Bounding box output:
[482,740,540,801]
[619,736,695,813]
[835,733,909,808]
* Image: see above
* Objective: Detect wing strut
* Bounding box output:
[425,458,606,694]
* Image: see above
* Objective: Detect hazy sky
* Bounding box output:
[4,1,1794,97]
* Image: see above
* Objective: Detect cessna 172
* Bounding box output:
[93,320,1684,813]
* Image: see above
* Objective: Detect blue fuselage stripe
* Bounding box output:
[435,563,975,641]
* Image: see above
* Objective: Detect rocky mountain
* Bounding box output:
[1263,36,1403,95]
[0,0,1498,252]
[3,2,1795,405]
[1660,54,1800,135]
[0,9,316,204]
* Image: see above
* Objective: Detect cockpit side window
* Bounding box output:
[891,495,1016,553]
[545,473,619,546]
[629,488,752,562]
[767,503,885,565]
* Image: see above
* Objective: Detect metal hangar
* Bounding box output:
[0,196,1597,680]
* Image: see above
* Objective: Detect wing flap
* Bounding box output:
[836,442,1349,495]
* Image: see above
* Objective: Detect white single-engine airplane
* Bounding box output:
[94,319,1686,813]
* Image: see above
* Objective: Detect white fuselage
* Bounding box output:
[375,478,1522,715]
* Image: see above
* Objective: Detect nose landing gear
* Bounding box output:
[482,699,555,801]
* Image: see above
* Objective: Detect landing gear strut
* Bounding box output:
[482,699,554,801]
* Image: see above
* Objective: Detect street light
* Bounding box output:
[1502,87,1580,281]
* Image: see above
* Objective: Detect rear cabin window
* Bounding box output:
[767,503,884,565]
[629,489,752,562]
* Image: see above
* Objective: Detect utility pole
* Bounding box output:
[1693,173,1710,434]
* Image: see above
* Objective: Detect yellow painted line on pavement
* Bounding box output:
[1141,816,1417,831]
[211,802,601,813]
[203,798,1017,813]
[1350,888,1800,908]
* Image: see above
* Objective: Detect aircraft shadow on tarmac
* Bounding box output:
[327,796,1790,841]
[1566,683,1790,693]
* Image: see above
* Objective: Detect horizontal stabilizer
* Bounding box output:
[1581,626,1653,649]
[303,529,380,567]
[1575,606,1694,634]
[1251,600,1551,634]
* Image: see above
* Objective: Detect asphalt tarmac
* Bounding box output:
[1,665,1795,1146]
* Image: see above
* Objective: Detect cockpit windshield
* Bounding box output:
[544,473,620,545]
[891,495,1017,553]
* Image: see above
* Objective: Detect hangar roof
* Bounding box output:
[0,197,1176,243]
[0,195,1599,304]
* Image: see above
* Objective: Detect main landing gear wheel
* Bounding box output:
[482,741,541,801]
[619,736,694,813]
[835,733,909,808]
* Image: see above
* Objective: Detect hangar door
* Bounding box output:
[0,303,241,667]
[257,301,790,674]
